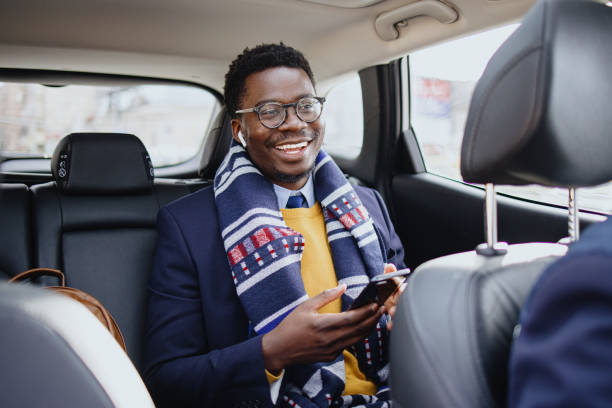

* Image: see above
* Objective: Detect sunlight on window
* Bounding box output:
[410,24,519,182]
[0,83,218,167]
[322,74,364,159]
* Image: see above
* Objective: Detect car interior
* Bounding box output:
[1,0,610,406]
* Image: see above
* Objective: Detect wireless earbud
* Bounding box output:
[237,131,247,148]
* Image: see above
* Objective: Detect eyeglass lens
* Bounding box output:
[258,97,322,128]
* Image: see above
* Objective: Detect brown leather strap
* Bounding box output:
[8,268,127,352]
[8,268,66,286]
[51,286,127,352]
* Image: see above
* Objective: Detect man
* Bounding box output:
[508,216,612,407]
[143,43,405,408]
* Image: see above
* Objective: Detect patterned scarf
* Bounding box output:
[214,141,391,408]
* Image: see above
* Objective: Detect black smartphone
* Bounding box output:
[347,269,411,310]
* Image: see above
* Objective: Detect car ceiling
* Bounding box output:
[0,0,535,92]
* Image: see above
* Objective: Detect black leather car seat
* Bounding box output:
[0,283,154,407]
[198,107,233,180]
[0,183,32,279]
[390,0,612,406]
[29,132,194,371]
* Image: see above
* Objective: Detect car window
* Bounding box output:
[0,82,219,168]
[408,24,612,215]
[322,73,364,159]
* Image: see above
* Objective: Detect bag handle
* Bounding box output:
[9,268,66,287]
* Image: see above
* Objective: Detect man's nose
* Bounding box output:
[279,105,306,130]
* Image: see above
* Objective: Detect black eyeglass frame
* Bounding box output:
[235,96,326,129]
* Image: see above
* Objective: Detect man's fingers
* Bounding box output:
[306,284,346,311]
[383,263,397,274]
[332,307,386,348]
[384,281,406,312]
[312,302,381,334]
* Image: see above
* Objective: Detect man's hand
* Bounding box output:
[383,263,406,330]
[261,285,384,374]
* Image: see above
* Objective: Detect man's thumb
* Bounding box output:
[308,284,346,310]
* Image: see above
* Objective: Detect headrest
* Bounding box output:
[461,0,612,187]
[199,108,234,179]
[51,133,154,194]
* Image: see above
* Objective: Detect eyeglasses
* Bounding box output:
[235,96,325,129]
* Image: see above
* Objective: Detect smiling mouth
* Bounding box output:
[274,141,310,154]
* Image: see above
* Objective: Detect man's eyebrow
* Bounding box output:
[253,93,315,106]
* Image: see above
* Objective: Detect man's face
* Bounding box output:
[232,66,325,190]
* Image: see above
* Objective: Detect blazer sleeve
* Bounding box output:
[508,253,612,407]
[143,206,271,408]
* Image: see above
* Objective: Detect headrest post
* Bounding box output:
[476,183,507,256]
[485,183,497,247]
[568,187,580,242]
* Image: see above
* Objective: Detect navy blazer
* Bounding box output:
[508,217,612,407]
[143,185,405,408]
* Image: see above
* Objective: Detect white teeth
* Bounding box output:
[275,141,308,150]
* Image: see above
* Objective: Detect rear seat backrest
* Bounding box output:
[0,183,32,279]
[198,107,233,179]
[30,133,192,371]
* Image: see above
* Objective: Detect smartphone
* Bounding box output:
[347,269,411,310]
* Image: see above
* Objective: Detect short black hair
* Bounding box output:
[224,43,315,118]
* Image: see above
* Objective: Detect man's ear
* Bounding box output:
[230,119,247,148]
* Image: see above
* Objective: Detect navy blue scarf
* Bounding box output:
[214,142,391,407]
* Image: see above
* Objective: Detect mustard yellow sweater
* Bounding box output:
[265,203,377,396]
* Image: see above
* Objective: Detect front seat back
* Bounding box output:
[0,283,154,407]
[390,0,612,406]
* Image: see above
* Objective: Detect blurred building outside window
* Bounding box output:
[0,82,218,167]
